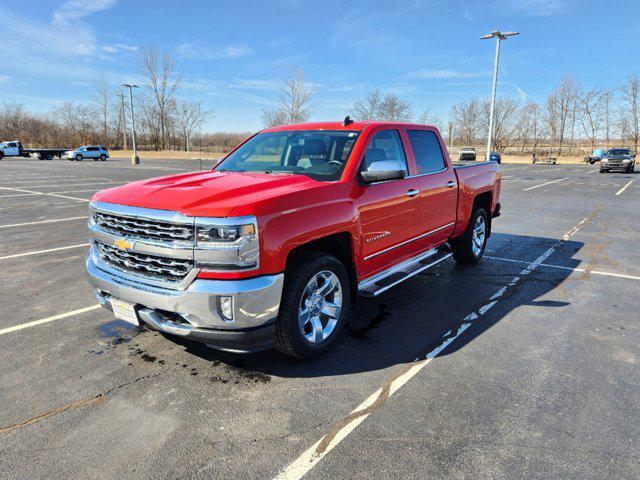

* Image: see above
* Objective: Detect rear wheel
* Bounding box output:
[274,252,350,359]
[452,207,489,265]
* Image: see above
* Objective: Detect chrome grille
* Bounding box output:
[97,242,193,282]
[94,210,194,243]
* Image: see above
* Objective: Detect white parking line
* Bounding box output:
[586,169,599,174]
[523,177,569,191]
[486,255,640,281]
[0,187,90,202]
[0,243,89,260]
[615,180,635,196]
[0,305,101,336]
[0,216,86,229]
[274,216,590,480]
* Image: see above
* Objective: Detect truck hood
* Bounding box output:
[92,170,324,217]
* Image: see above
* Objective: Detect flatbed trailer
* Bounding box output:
[0,141,70,160]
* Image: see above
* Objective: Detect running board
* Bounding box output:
[358,246,452,297]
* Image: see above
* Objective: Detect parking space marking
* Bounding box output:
[586,169,599,174]
[0,243,89,260]
[0,216,87,229]
[615,180,634,196]
[0,187,90,202]
[486,255,640,281]
[274,215,591,480]
[0,305,101,336]
[523,177,569,191]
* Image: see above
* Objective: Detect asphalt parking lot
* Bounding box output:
[0,157,638,479]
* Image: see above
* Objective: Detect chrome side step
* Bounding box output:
[358,246,452,297]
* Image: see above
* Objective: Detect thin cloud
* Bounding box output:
[410,69,487,79]
[176,41,254,60]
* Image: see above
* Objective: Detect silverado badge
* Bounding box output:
[113,237,134,251]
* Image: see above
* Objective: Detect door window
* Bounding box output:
[407,130,446,174]
[361,130,407,172]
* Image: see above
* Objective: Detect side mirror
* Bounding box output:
[361,160,407,183]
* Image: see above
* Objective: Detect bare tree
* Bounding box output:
[515,101,541,154]
[91,73,112,146]
[483,96,518,152]
[261,105,288,128]
[451,98,484,146]
[620,74,640,152]
[175,100,213,152]
[352,89,383,121]
[352,89,412,122]
[138,47,182,149]
[579,87,606,150]
[261,67,315,127]
[545,74,580,155]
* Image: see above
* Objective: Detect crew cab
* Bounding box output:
[599,148,635,173]
[87,121,501,359]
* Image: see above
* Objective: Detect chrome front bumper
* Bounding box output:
[87,254,284,352]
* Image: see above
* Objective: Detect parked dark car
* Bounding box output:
[489,152,501,163]
[600,148,635,173]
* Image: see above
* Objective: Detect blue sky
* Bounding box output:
[0,0,638,131]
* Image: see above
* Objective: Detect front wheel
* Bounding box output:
[451,207,489,265]
[75,154,83,162]
[100,154,107,161]
[275,252,350,359]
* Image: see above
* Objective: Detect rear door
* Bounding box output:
[406,129,458,248]
[356,128,421,274]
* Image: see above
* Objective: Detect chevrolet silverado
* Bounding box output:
[87,120,501,359]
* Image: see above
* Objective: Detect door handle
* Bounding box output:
[446,181,456,188]
[406,189,419,197]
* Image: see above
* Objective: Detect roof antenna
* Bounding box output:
[342,115,354,126]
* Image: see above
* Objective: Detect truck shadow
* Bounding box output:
[172,233,583,379]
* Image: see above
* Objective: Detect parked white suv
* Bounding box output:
[64,146,109,161]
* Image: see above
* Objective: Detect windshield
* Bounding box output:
[216,130,360,181]
[608,149,631,156]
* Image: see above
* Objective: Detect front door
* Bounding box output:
[356,129,422,277]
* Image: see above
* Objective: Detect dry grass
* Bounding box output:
[109,150,224,160]
[109,150,587,165]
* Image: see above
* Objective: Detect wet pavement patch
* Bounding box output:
[347,303,390,340]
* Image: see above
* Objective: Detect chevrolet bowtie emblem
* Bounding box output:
[113,237,134,250]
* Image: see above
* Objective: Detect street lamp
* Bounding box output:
[121,83,140,165]
[481,30,519,162]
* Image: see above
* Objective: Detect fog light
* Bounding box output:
[218,296,234,322]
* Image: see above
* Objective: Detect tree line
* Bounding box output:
[262,70,640,156]
[1,51,638,157]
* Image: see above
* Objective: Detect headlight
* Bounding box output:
[194,217,259,271]
[602,158,608,162]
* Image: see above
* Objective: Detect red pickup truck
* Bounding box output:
[87,121,501,358]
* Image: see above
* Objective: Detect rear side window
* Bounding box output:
[361,130,407,171]
[407,130,446,174]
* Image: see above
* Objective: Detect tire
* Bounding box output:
[451,207,489,265]
[599,167,604,173]
[274,252,350,359]
[45,153,53,160]
[75,154,83,162]
[100,154,107,161]
[0,152,3,161]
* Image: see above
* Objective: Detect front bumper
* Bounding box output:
[87,254,284,352]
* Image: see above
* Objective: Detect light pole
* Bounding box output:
[122,83,140,165]
[481,30,519,162]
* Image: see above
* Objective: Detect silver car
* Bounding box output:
[64,146,109,161]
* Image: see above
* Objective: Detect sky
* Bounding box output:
[0,0,638,132]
